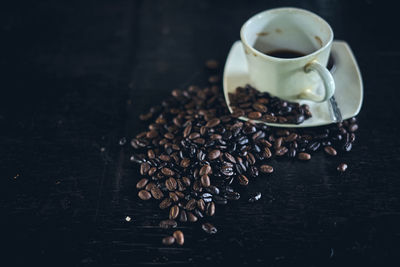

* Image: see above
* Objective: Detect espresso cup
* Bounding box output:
[240,7,335,102]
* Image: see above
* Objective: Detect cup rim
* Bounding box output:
[240,7,334,62]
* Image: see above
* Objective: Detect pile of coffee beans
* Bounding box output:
[229,85,312,124]
[128,60,358,245]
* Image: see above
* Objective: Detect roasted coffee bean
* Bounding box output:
[342,142,352,152]
[238,174,249,186]
[136,178,149,189]
[206,118,221,128]
[187,212,198,222]
[151,187,164,200]
[349,124,358,132]
[182,177,191,187]
[183,124,192,138]
[225,191,240,200]
[159,219,177,229]
[248,192,262,203]
[169,205,180,220]
[197,199,206,211]
[189,132,200,140]
[194,209,204,218]
[159,198,173,209]
[185,199,197,210]
[206,185,220,195]
[213,195,228,205]
[169,192,179,202]
[337,163,348,172]
[199,174,210,187]
[260,164,274,174]
[180,158,191,168]
[138,190,151,200]
[173,230,184,245]
[206,202,215,216]
[205,59,219,70]
[275,146,288,156]
[159,154,171,162]
[146,130,158,139]
[298,152,311,160]
[161,167,175,176]
[179,210,188,222]
[148,167,157,176]
[175,191,185,199]
[248,111,262,119]
[252,103,268,113]
[202,223,217,234]
[324,146,337,156]
[208,149,221,160]
[199,164,212,176]
[140,162,150,175]
[165,177,177,191]
[307,141,321,152]
[162,236,175,245]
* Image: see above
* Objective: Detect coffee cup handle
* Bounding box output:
[301,61,335,102]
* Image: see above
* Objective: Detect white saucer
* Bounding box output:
[223,40,363,127]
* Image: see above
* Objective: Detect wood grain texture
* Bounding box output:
[1,0,400,266]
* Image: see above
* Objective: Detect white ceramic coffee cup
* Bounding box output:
[240,7,335,102]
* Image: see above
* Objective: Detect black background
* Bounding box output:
[1,0,400,266]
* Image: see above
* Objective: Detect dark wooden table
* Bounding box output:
[1,1,400,266]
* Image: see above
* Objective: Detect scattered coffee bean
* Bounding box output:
[337,163,348,172]
[162,236,175,245]
[136,178,149,189]
[169,205,180,220]
[298,152,311,160]
[173,230,184,245]
[150,187,164,200]
[138,190,151,200]
[202,223,218,234]
[159,219,177,229]
[324,146,337,156]
[248,192,262,203]
[205,59,219,70]
[260,164,274,174]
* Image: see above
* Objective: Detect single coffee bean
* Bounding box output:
[349,124,358,132]
[180,158,191,168]
[183,124,192,138]
[201,174,211,187]
[260,164,274,174]
[138,190,152,200]
[179,210,188,222]
[197,199,206,211]
[248,192,262,203]
[162,236,175,245]
[159,219,177,229]
[324,146,337,156]
[208,149,221,160]
[205,59,219,70]
[146,130,158,139]
[202,223,218,234]
[187,212,198,222]
[298,152,311,160]
[151,187,164,200]
[238,174,249,186]
[136,178,149,189]
[169,205,180,220]
[161,167,175,176]
[337,163,348,172]
[165,177,177,191]
[173,230,184,245]
[275,146,288,156]
[206,118,221,128]
[169,192,179,202]
[159,198,172,209]
[206,202,215,216]
[148,166,157,176]
[140,162,150,175]
[247,111,261,120]
[185,199,197,211]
